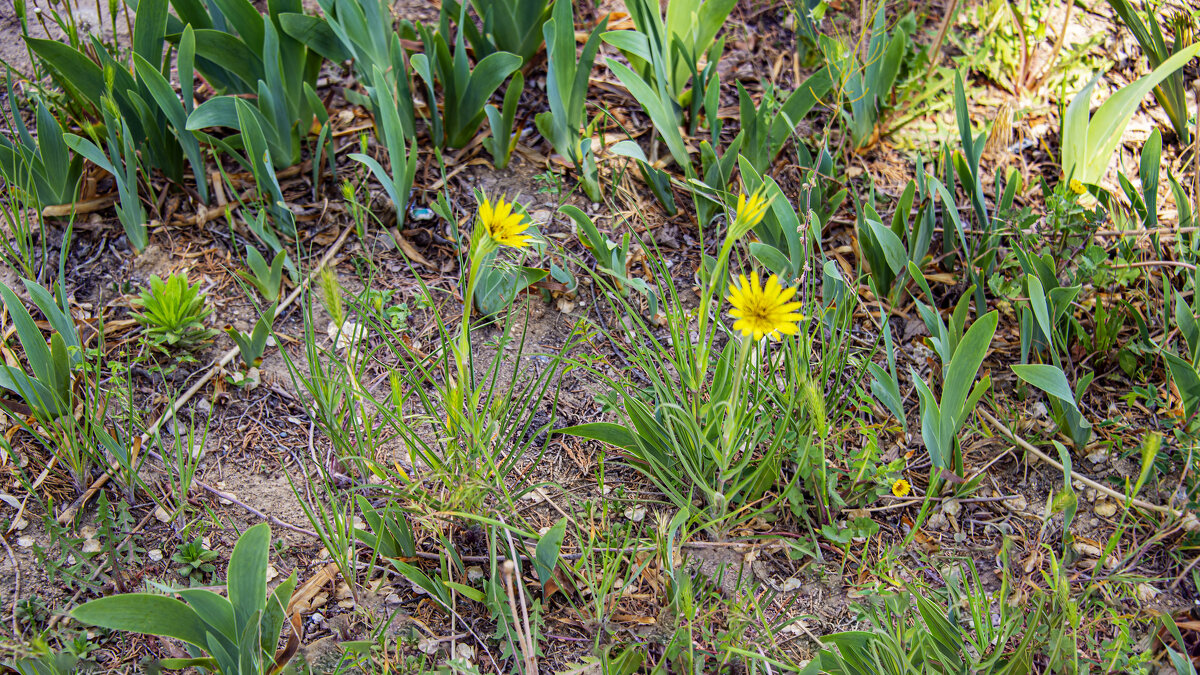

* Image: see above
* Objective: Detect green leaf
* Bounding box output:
[175,588,237,643]
[443,580,485,602]
[0,284,53,386]
[260,571,298,657]
[866,218,907,275]
[1026,274,1052,347]
[186,96,241,131]
[943,311,998,428]
[533,517,567,587]
[1065,43,1200,184]
[1163,351,1200,421]
[190,29,265,92]
[159,658,220,670]
[227,522,270,636]
[748,242,791,278]
[133,54,209,204]
[71,594,210,649]
[1011,363,1093,445]
[607,59,691,174]
[211,0,266,51]
[1011,364,1075,403]
[555,422,638,452]
[24,38,105,109]
[133,0,169,64]
[279,12,352,62]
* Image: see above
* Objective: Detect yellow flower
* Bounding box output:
[737,190,770,227]
[1069,179,1086,195]
[479,195,531,248]
[891,478,911,498]
[727,271,803,341]
[730,189,772,239]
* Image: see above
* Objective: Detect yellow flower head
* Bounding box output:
[730,188,772,240]
[891,478,911,498]
[1069,179,1086,195]
[479,195,531,248]
[727,271,803,341]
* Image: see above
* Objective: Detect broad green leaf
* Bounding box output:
[607,59,690,174]
[1012,363,1093,445]
[349,152,402,206]
[24,38,105,108]
[178,25,197,114]
[279,12,351,62]
[943,310,998,428]
[866,218,907,274]
[210,0,266,50]
[228,522,270,636]
[1026,275,1051,345]
[190,29,265,92]
[1163,352,1200,421]
[912,371,948,469]
[159,658,220,670]
[175,588,237,643]
[602,30,652,63]
[33,102,77,203]
[260,571,298,657]
[534,517,567,587]
[71,595,209,649]
[0,366,63,417]
[868,363,905,430]
[133,0,169,64]
[186,96,241,131]
[443,580,485,602]
[1011,364,1076,404]
[133,54,209,203]
[0,284,53,385]
[748,242,791,278]
[1066,43,1200,183]
[453,50,522,146]
[555,422,638,452]
[21,280,80,357]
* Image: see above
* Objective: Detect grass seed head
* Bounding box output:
[985,102,1013,157]
[318,266,345,328]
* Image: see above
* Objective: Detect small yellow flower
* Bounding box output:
[891,478,911,498]
[727,271,803,341]
[1069,179,1086,195]
[479,195,531,248]
[737,190,770,226]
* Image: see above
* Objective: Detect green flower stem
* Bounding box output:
[719,335,753,472]
[691,236,737,395]
[452,236,495,435]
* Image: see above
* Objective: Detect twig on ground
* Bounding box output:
[57,224,354,526]
[979,408,1181,517]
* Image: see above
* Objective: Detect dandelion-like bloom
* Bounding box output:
[727,271,803,341]
[892,478,911,498]
[479,195,531,248]
[1069,179,1086,195]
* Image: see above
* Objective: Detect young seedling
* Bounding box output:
[237,245,287,303]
